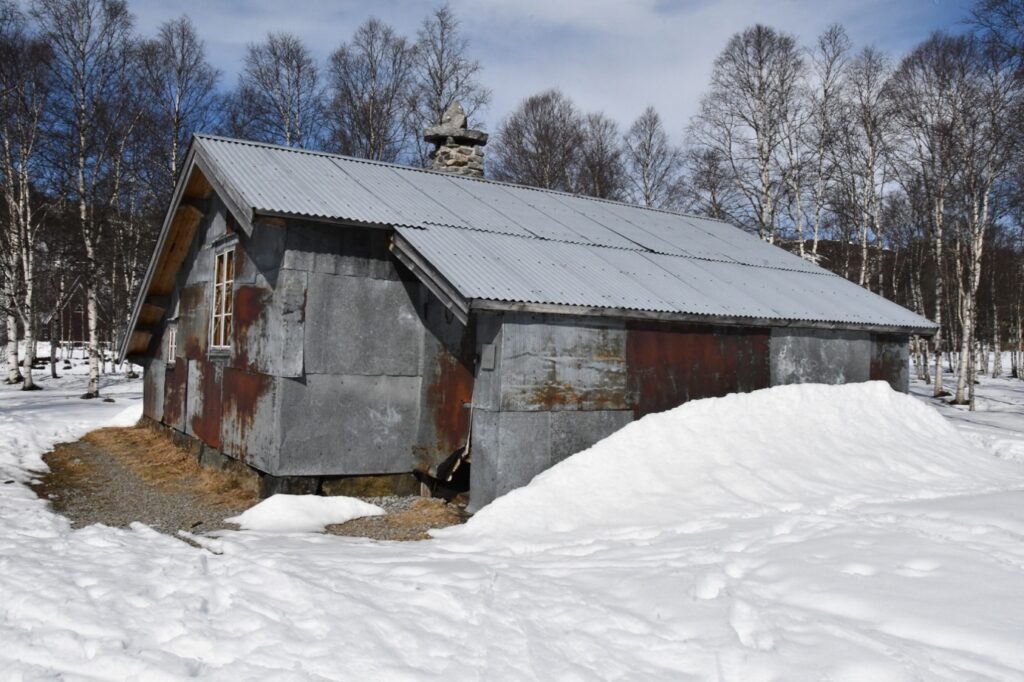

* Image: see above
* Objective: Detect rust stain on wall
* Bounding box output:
[530,379,582,409]
[190,360,223,449]
[232,284,271,370]
[162,361,188,428]
[222,367,273,461]
[427,329,475,459]
[626,322,770,418]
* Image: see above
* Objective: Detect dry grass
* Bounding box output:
[38,442,96,489]
[82,426,259,509]
[327,497,468,541]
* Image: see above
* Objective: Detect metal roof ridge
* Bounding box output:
[191,133,738,226]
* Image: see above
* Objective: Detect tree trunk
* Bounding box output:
[49,317,58,379]
[5,313,21,384]
[931,195,945,397]
[992,276,1002,378]
[84,285,100,398]
[21,323,35,390]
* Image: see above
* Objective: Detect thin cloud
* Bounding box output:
[129,0,972,142]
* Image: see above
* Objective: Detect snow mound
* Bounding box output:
[441,382,1021,543]
[226,494,384,532]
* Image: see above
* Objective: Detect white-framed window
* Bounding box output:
[166,324,177,365]
[211,247,235,349]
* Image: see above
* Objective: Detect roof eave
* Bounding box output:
[468,298,938,336]
[119,142,203,363]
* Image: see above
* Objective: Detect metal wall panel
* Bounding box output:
[415,293,476,472]
[277,373,420,476]
[871,334,910,392]
[143,359,165,422]
[220,367,278,472]
[625,322,771,417]
[498,314,629,411]
[769,328,872,385]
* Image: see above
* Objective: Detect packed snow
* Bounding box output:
[438,382,1013,546]
[225,494,384,532]
[2,356,1024,680]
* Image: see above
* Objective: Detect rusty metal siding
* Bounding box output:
[221,366,278,471]
[189,360,224,449]
[142,359,165,422]
[498,314,629,411]
[870,334,910,393]
[162,360,187,432]
[414,293,476,472]
[625,322,771,418]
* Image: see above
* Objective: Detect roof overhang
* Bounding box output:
[119,138,260,362]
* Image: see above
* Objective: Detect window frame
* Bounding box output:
[166,323,177,366]
[210,246,235,351]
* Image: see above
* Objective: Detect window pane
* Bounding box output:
[214,283,223,317]
[223,313,232,344]
[224,284,233,316]
[216,252,224,285]
[226,249,234,282]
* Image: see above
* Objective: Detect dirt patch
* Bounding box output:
[34,425,469,542]
[326,496,469,541]
[82,426,258,508]
[34,425,258,536]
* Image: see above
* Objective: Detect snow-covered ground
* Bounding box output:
[1,362,1023,680]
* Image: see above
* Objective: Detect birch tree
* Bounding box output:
[0,2,50,390]
[575,112,626,200]
[139,15,220,198]
[409,4,490,165]
[490,89,583,192]
[680,147,742,221]
[833,47,895,290]
[623,106,681,208]
[227,32,323,148]
[889,33,967,398]
[32,0,138,399]
[806,25,850,260]
[690,25,805,241]
[326,18,417,162]
[950,37,1021,407]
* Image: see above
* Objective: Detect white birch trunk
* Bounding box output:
[5,313,20,384]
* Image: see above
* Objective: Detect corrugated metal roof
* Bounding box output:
[194,135,936,331]
[395,226,933,329]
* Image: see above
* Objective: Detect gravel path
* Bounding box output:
[33,432,468,542]
[33,439,247,536]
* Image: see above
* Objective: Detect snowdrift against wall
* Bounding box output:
[440,382,1021,544]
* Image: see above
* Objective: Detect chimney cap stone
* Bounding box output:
[423,101,488,146]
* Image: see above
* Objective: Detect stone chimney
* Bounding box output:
[423,102,487,178]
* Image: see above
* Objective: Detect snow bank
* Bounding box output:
[226,494,384,532]
[442,382,1019,543]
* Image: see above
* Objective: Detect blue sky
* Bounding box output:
[129,0,973,140]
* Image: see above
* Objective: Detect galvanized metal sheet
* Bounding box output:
[397,225,936,330]
[194,135,936,331]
